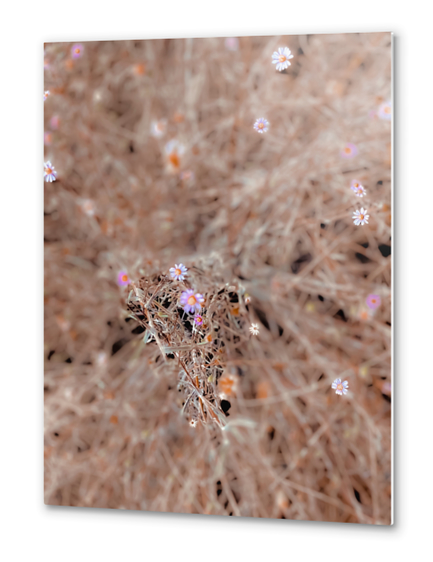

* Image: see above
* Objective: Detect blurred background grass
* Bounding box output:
[44,32,391,523]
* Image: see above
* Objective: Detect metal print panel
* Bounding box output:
[44,32,392,524]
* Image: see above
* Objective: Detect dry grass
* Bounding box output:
[44,32,391,523]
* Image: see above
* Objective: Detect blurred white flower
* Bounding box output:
[249,323,259,336]
[378,100,391,121]
[44,90,50,101]
[350,180,367,197]
[151,119,167,138]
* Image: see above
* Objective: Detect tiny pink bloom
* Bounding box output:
[44,132,52,146]
[254,118,269,134]
[225,37,239,51]
[180,170,195,183]
[194,314,203,325]
[180,290,204,314]
[44,90,50,101]
[350,180,367,197]
[71,43,84,59]
[341,143,358,159]
[50,115,60,130]
[366,294,381,310]
[169,263,188,281]
[332,378,349,396]
[117,271,129,286]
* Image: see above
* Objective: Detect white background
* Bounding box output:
[0,1,431,560]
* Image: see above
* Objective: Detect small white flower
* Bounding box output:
[272,47,294,72]
[249,323,259,336]
[189,419,197,428]
[244,294,251,304]
[350,180,367,197]
[332,378,349,396]
[352,208,369,226]
[151,119,167,138]
[169,263,188,281]
[44,90,50,101]
[254,118,269,134]
[44,161,57,182]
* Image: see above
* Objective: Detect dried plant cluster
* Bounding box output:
[126,262,250,428]
[44,32,391,524]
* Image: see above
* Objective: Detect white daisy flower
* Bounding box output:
[332,378,349,396]
[189,419,197,428]
[350,180,367,197]
[44,90,50,101]
[272,47,294,72]
[169,263,188,281]
[352,208,369,226]
[249,323,259,336]
[44,161,57,182]
[254,118,269,134]
[151,119,167,138]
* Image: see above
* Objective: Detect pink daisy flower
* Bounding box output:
[180,290,204,314]
[272,47,293,71]
[254,118,269,134]
[366,294,381,310]
[350,180,367,197]
[117,271,129,286]
[71,44,84,59]
[332,378,349,396]
[341,143,358,159]
[169,263,188,281]
[44,161,57,182]
[194,314,203,325]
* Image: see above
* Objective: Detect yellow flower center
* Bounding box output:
[46,167,52,174]
[337,383,343,391]
[175,268,181,276]
[75,48,80,54]
[258,122,264,129]
[188,295,197,305]
[384,106,391,113]
[359,214,364,220]
[279,55,286,63]
[344,147,351,154]
[121,274,128,282]
[353,182,359,188]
